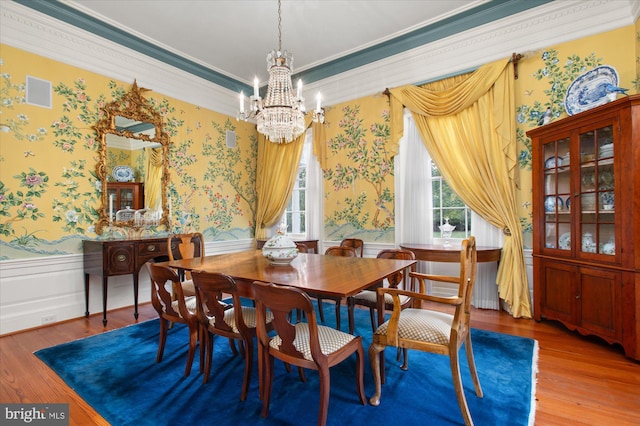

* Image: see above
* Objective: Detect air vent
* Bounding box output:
[26,76,52,109]
[225,130,237,148]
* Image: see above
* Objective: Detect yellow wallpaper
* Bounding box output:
[321,95,395,243]
[0,23,635,259]
[513,25,636,248]
[0,44,257,258]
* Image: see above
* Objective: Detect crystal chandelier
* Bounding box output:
[238,0,324,144]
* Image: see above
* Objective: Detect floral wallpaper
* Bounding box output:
[322,97,395,243]
[0,22,636,259]
[513,25,636,248]
[0,44,257,259]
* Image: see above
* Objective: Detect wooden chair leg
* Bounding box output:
[334,298,341,330]
[156,318,168,363]
[317,366,331,426]
[347,299,356,334]
[240,338,252,401]
[261,354,274,418]
[450,350,473,426]
[316,298,326,322]
[228,338,238,356]
[368,342,385,406]
[354,344,366,405]
[184,324,198,377]
[465,335,483,397]
[203,332,214,384]
[297,366,307,382]
[198,324,205,374]
[400,348,409,370]
[368,307,376,332]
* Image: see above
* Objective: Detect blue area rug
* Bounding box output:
[35,305,537,425]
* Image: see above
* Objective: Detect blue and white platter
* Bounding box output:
[544,156,561,169]
[544,195,563,212]
[564,66,619,116]
[112,165,134,182]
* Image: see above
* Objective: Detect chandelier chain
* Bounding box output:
[277,0,282,52]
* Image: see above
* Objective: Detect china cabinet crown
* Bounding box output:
[527,95,639,360]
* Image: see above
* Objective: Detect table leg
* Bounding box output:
[84,273,90,317]
[102,276,108,326]
[133,273,139,320]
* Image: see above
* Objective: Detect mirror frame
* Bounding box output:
[93,81,170,235]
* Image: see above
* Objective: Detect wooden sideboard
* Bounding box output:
[83,237,168,325]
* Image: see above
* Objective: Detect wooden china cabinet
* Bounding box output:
[107,182,144,210]
[527,95,639,360]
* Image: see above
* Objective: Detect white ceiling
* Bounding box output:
[63,0,489,85]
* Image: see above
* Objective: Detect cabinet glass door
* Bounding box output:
[119,188,134,210]
[578,125,615,256]
[542,137,571,250]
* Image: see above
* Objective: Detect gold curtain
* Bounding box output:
[255,117,324,240]
[389,58,532,318]
[145,147,163,211]
[312,119,328,170]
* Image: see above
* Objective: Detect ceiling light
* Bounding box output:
[238,0,323,143]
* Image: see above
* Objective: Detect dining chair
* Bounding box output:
[346,248,416,335]
[295,242,310,253]
[311,245,358,330]
[146,263,199,377]
[340,238,364,257]
[368,237,482,426]
[167,232,205,297]
[252,281,366,426]
[190,271,273,400]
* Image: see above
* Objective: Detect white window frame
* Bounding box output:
[281,131,323,243]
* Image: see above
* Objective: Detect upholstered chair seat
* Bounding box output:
[374,308,453,345]
[269,322,359,361]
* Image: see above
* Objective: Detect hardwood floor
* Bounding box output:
[1,303,639,425]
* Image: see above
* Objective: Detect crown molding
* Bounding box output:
[0,1,240,117]
[310,0,635,106]
[0,1,633,115]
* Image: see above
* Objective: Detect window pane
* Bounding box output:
[431,162,441,177]
[433,209,442,232]
[285,212,292,233]
[432,181,441,205]
[442,181,464,207]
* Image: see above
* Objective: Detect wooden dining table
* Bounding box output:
[160,249,417,301]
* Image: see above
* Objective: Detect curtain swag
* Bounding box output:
[387,57,532,318]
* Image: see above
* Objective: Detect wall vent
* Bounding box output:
[26,75,52,109]
[225,130,237,148]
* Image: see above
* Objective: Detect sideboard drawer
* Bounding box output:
[137,240,167,260]
[106,245,134,274]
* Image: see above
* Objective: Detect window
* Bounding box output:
[431,162,472,239]
[285,165,307,235]
[282,133,313,237]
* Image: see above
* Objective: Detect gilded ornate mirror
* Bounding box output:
[94,81,170,234]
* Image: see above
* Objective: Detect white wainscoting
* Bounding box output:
[0,241,535,335]
[0,239,254,335]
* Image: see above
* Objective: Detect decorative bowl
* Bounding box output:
[262,226,299,265]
